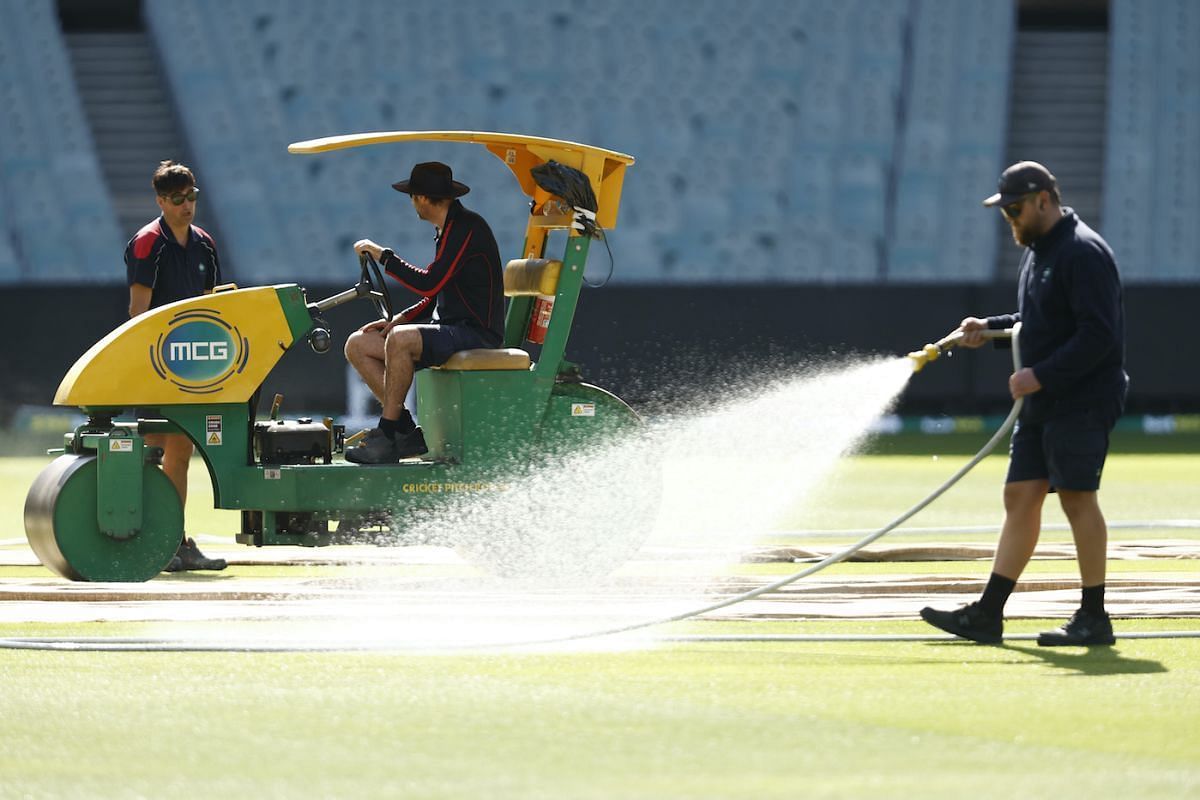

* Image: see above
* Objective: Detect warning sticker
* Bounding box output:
[571,403,596,417]
[206,415,223,446]
[109,439,133,452]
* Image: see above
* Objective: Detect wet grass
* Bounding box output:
[1,450,1197,798]
[0,618,1196,799]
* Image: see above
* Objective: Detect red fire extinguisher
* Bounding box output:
[527,294,554,344]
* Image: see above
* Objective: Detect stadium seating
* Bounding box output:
[143,0,926,285]
[3,0,1196,285]
[0,0,125,284]
[887,0,1014,283]
[1103,0,1200,282]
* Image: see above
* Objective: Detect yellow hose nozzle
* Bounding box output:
[906,327,1013,373]
[907,343,944,372]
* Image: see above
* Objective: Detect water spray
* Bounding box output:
[6,322,1194,652]
[0,324,1035,651]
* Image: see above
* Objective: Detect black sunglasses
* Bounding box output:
[1001,192,1039,220]
[160,187,199,206]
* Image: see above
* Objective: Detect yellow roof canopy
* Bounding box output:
[288,130,635,229]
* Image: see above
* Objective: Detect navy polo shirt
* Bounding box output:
[124,216,221,308]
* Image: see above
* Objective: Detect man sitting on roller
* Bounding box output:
[345,162,504,464]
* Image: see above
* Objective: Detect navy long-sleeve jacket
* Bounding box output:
[987,209,1127,423]
[379,200,504,345]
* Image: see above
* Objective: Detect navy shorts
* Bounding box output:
[1006,408,1118,491]
[414,324,498,369]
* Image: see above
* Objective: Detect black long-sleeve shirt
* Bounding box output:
[379,199,504,345]
[987,208,1127,423]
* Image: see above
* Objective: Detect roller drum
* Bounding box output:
[25,455,183,582]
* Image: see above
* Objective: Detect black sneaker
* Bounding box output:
[920,602,1003,643]
[345,427,399,464]
[345,426,427,463]
[1037,609,1115,647]
[395,427,427,459]
[164,537,227,572]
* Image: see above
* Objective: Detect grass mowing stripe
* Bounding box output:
[1,639,1197,799]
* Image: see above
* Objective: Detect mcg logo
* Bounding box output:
[151,309,248,393]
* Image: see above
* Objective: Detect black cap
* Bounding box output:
[391,161,469,198]
[982,161,1057,206]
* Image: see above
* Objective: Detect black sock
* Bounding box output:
[379,415,400,440]
[1081,584,1106,615]
[379,410,415,439]
[977,572,1017,616]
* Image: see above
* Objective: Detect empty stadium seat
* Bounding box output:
[1103,0,1200,282]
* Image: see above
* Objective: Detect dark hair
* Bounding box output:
[414,193,452,207]
[152,160,195,195]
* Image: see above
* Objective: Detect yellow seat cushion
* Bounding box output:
[504,258,561,297]
[436,348,532,371]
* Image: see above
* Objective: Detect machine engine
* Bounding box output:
[253,418,342,465]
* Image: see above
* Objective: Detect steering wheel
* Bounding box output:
[359,252,394,321]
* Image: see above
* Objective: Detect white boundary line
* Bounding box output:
[4,519,1197,550]
[1,630,1198,652]
[760,520,1200,539]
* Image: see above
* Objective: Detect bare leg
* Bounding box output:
[345,326,424,419]
[992,479,1050,580]
[382,327,424,419]
[344,329,387,403]
[145,432,193,508]
[1057,489,1108,587]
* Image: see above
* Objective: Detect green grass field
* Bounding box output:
[0,447,1197,798]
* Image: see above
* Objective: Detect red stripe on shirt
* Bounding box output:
[388,229,475,298]
[132,220,163,260]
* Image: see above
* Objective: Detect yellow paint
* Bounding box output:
[503,259,562,297]
[288,130,635,230]
[56,286,300,407]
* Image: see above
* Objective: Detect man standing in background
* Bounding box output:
[125,160,226,572]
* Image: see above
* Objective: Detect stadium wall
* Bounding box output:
[2,284,1196,421]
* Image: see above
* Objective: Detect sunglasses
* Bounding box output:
[1001,192,1038,220]
[160,187,199,206]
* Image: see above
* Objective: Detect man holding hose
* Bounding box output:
[921,161,1128,646]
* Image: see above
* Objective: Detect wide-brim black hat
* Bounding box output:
[392,161,469,198]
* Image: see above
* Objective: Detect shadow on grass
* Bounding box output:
[1002,643,1167,676]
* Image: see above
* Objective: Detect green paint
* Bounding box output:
[24,454,182,581]
[274,284,316,343]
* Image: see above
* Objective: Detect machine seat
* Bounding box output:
[436,347,531,371]
[504,258,561,296]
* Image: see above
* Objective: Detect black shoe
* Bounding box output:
[920,602,1003,643]
[1037,609,1115,647]
[164,537,227,572]
[345,426,427,463]
[345,427,399,464]
[394,427,427,458]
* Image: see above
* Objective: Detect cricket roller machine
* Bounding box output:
[25,131,659,582]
